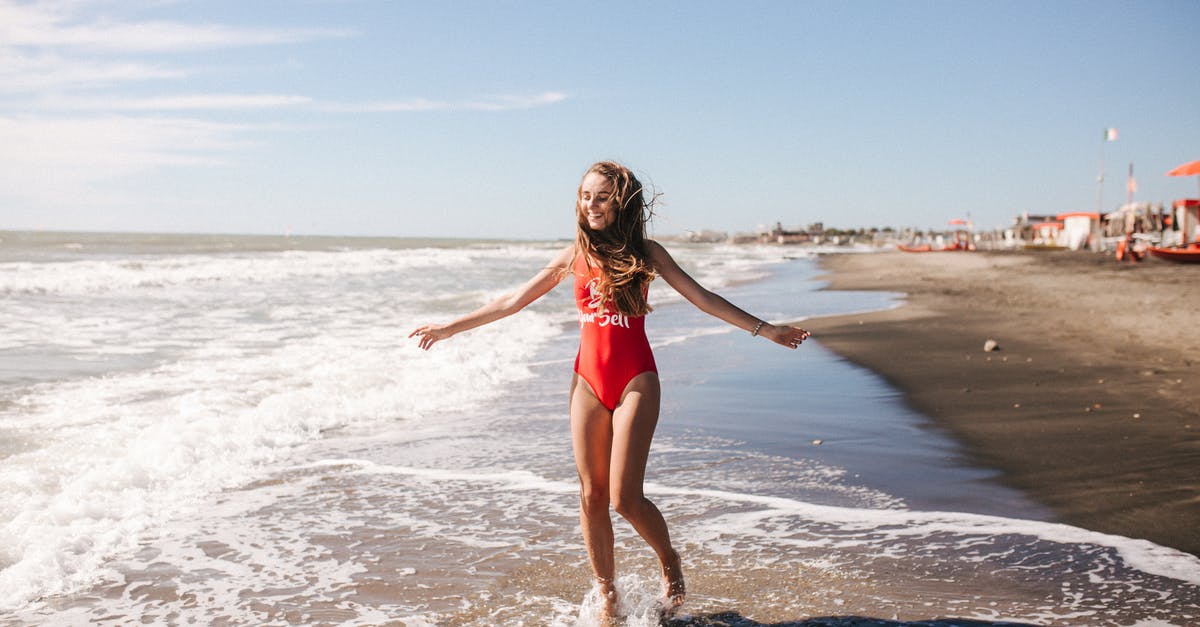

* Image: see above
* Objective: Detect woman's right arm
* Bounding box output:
[409,245,573,350]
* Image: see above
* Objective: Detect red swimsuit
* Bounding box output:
[573,255,658,410]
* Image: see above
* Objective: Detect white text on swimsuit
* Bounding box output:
[577,310,631,329]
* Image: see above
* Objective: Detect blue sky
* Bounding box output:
[2,0,1198,239]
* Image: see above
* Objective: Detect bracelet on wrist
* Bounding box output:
[751,320,766,337]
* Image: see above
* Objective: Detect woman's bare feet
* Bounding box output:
[594,577,618,625]
[660,550,686,615]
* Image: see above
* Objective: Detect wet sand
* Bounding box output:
[804,250,1200,556]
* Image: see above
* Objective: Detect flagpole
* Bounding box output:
[1098,128,1117,215]
[1097,134,1105,215]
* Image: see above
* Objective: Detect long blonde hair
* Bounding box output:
[573,161,657,317]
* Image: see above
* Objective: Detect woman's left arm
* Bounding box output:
[647,240,811,350]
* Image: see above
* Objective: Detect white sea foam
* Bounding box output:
[0,244,555,296]
[0,319,560,609]
[44,451,1185,626]
[0,242,569,611]
[573,573,669,627]
[300,459,1200,589]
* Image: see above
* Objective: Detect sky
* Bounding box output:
[2,0,1198,240]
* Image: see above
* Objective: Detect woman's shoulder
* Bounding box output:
[549,244,575,265]
[643,239,672,263]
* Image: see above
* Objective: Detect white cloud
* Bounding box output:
[0,1,351,53]
[22,91,563,113]
[464,92,569,111]
[0,1,349,94]
[0,49,184,93]
[0,114,250,169]
[0,114,252,208]
[321,91,569,113]
[41,93,314,111]
[0,1,567,223]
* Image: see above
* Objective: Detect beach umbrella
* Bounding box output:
[1167,160,1200,177]
[1167,160,1200,197]
[1167,160,1200,247]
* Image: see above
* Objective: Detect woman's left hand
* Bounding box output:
[760,323,811,350]
[409,324,452,350]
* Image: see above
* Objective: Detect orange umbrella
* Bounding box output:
[1167,160,1200,177]
[1167,160,1200,196]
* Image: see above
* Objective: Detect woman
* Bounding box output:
[410,161,810,620]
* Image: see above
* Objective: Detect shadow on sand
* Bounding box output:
[664,613,1039,627]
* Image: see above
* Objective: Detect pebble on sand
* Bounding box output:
[984,339,999,352]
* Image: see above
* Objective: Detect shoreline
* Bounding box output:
[803,250,1200,557]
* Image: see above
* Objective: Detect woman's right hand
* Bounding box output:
[409,324,452,350]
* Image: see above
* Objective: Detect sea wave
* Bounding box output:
[0,244,556,296]
[0,238,811,615]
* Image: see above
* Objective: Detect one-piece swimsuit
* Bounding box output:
[572,255,657,410]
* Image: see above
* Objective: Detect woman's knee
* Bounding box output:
[610,487,647,519]
[579,481,610,513]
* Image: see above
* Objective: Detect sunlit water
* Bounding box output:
[1,231,1197,626]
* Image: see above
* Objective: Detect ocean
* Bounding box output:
[1,231,1197,626]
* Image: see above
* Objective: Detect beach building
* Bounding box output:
[1008,212,1063,248]
[1030,220,1064,247]
[1164,199,1200,247]
[1147,199,1200,262]
[1056,212,1101,251]
[758,222,818,245]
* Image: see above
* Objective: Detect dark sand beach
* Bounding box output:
[805,250,1200,557]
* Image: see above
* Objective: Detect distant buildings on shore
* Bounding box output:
[670,222,902,247]
[667,199,1198,254]
[999,201,1193,252]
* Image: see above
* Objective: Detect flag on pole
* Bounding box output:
[1105,128,1118,141]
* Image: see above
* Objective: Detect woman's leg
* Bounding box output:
[609,372,685,608]
[569,375,617,617]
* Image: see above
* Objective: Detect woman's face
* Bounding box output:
[579,172,616,231]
